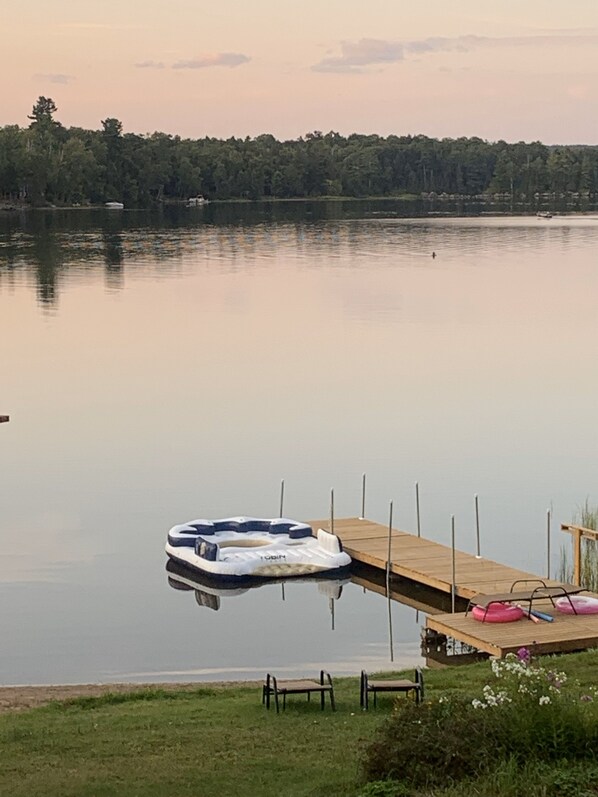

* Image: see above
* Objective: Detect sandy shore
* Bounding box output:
[0,682,252,714]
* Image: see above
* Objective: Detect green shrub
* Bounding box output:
[361,652,598,792]
[356,781,411,797]
[361,696,499,788]
[546,761,598,796]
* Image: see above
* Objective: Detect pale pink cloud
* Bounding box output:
[135,61,165,69]
[34,73,75,84]
[172,53,251,70]
[313,33,598,73]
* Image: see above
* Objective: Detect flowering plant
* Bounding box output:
[472,648,567,709]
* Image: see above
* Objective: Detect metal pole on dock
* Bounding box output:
[386,499,395,663]
[279,479,285,518]
[546,508,551,579]
[387,590,394,663]
[474,494,481,558]
[359,473,366,519]
[330,488,335,535]
[386,500,394,586]
[451,515,456,613]
[415,482,421,538]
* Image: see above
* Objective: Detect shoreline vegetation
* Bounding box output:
[2,194,598,214]
[2,96,598,211]
[2,652,598,796]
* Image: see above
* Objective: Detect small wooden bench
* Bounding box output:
[263,671,335,713]
[360,668,424,709]
[466,579,585,621]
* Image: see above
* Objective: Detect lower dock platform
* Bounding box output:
[427,603,598,657]
[310,517,598,659]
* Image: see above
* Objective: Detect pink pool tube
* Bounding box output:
[472,603,524,623]
[555,596,598,615]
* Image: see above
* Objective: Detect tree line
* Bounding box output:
[2,97,598,207]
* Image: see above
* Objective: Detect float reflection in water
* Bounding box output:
[165,516,351,579]
[166,559,350,613]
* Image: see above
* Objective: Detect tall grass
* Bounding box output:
[558,499,598,591]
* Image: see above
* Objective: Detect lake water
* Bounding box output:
[2,200,598,686]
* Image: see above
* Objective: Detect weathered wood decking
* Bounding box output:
[426,604,598,657]
[311,517,557,599]
[311,517,598,658]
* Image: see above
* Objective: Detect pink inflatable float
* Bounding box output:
[472,603,524,623]
[555,595,598,615]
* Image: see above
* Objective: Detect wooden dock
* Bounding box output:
[426,604,598,657]
[311,517,554,599]
[311,517,598,658]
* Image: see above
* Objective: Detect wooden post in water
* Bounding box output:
[474,494,481,558]
[279,479,285,518]
[451,515,456,613]
[415,482,421,537]
[359,473,366,519]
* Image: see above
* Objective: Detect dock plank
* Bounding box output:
[312,517,596,658]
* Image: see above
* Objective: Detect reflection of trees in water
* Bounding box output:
[103,231,124,290]
[32,230,61,307]
[2,200,598,306]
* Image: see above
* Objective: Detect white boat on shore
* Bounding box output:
[165,516,351,579]
[105,201,124,209]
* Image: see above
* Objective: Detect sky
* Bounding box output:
[2,0,598,144]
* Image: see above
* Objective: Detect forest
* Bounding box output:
[1,97,598,208]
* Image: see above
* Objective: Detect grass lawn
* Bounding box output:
[0,651,597,797]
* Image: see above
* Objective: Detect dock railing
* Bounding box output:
[561,523,598,586]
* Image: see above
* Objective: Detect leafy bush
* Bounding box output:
[361,651,598,792]
[362,696,499,788]
[546,762,598,797]
[356,781,411,797]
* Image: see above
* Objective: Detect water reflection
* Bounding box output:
[3,201,598,684]
[166,559,348,617]
[2,200,597,308]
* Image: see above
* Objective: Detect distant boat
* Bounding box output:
[105,201,124,210]
[186,196,207,207]
[536,211,552,219]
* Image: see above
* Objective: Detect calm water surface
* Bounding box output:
[2,201,598,685]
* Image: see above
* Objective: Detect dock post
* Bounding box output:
[451,515,456,613]
[386,500,394,586]
[474,494,481,558]
[415,482,421,537]
[330,488,335,535]
[573,527,582,586]
[546,508,551,579]
[360,473,366,519]
[279,479,285,518]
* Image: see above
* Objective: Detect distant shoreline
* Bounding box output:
[0,681,258,714]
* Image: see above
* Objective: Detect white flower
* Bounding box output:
[539,696,551,705]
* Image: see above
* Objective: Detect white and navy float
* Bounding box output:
[165,516,351,580]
